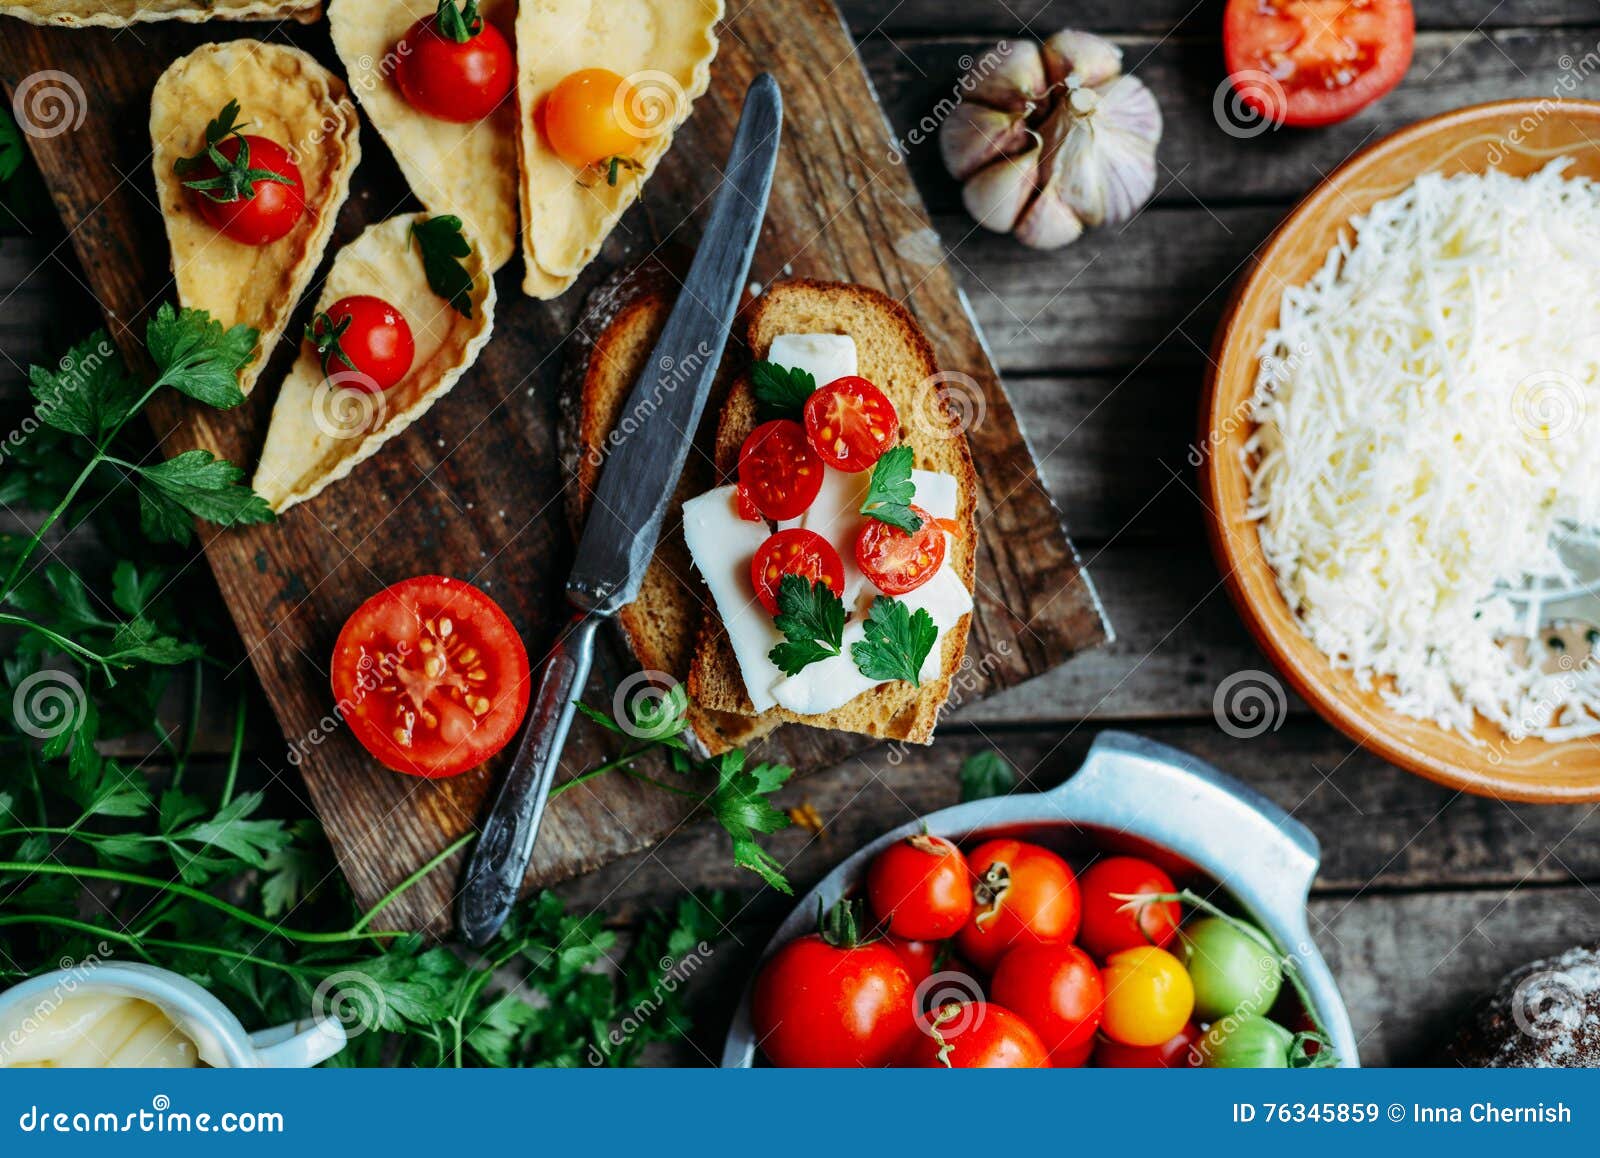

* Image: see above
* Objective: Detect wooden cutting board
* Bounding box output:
[1,1,1108,934]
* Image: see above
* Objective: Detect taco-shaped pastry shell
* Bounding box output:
[253,213,496,513]
[150,41,360,396]
[515,0,722,299]
[2,0,319,26]
[328,0,519,272]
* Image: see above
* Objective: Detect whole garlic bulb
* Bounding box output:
[939,29,1162,249]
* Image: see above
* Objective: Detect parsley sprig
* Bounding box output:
[859,444,921,533]
[751,360,816,421]
[410,214,477,318]
[174,100,294,205]
[851,596,939,686]
[768,573,846,677]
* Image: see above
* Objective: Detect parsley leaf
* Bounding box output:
[27,333,139,442]
[768,574,846,676]
[851,596,939,685]
[706,751,794,894]
[959,750,1017,802]
[145,303,257,408]
[135,449,275,545]
[751,360,816,421]
[411,214,477,318]
[859,444,922,532]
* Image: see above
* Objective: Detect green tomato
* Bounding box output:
[1181,916,1283,1021]
[1197,1014,1293,1069]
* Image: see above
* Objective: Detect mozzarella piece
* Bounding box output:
[770,565,974,717]
[910,470,959,521]
[767,332,857,387]
[681,486,785,713]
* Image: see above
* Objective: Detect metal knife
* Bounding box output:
[457,74,783,947]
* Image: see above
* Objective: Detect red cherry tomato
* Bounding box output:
[187,135,305,246]
[330,575,531,779]
[865,834,973,941]
[855,505,946,596]
[750,529,845,616]
[308,296,416,393]
[802,376,899,471]
[396,6,515,124]
[738,420,825,522]
[1223,0,1414,128]
[896,1002,1048,1068]
[990,944,1104,1066]
[955,839,1081,973]
[751,901,914,1068]
[883,936,939,987]
[1093,1022,1203,1068]
[1078,855,1182,960]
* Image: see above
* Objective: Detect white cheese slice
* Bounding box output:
[681,485,785,713]
[770,564,974,717]
[910,470,959,522]
[767,332,857,387]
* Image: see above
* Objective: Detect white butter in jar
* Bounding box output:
[0,994,201,1068]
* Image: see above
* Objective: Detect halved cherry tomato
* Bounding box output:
[542,68,671,169]
[307,296,416,393]
[1100,945,1195,1048]
[738,420,825,522]
[865,833,973,941]
[1223,0,1415,128]
[330,575,531,779]
[396,2,515,124]
[802,376,899,472]
[896,1001,1048,1069]
[185,134,305,246]
[855,505,945,597]
[1094,1021,1203,1068]
[990,944,1103,1066]
[751,900,914,1068]
[1077,855,1181,960]
[751,529,845,616]
[955,839,1081,973]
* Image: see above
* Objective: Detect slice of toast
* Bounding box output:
[561,263,780,756]
[687,279,978,745]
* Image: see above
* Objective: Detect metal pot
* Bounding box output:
[721,730,1358,1067]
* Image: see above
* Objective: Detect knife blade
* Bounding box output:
[457,75,783,947]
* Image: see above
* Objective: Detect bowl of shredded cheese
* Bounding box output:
[1203,99,1600,801]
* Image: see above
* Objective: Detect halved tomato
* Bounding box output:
[751,529,845,615]
[1223,0,1415,128]
[738,419,825,522]
[802,376,898,472]
[855,505,945,596]
[331,575,531,778]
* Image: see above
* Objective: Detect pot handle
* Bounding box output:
[1049,730,1320,922]
[248,1016,347,1068]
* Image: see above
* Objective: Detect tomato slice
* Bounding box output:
[750,528,845,615]
[330,575,531,779]
[802,376,899,472]
[738,419,825,522]
[855,505,945,596]
[1223,0,1414,128]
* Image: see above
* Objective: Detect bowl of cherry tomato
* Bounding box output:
[721,731,1357,1068]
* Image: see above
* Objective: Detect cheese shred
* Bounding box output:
[1246,161,1600,743]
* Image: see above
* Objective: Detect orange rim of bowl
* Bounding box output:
[1200,98,1600,803]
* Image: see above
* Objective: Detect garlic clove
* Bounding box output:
[1014,179,1084,250]
[1094,73,1163,148]
[963,39,1048,111]
[939,102,1032,182]
[1042,28,1124,89]
[961,140,1042,233]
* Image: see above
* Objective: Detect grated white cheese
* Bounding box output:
[1245,160,1600,743]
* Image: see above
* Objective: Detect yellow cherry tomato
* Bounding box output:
[542,68,664,168]
[1100,945,1195,1047]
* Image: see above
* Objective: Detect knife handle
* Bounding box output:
[457,610,600,947]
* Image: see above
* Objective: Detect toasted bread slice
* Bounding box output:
[4,0,319,25]
[687,280,978,745]
[563,264,779,756]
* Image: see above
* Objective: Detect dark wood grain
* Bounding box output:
[0,1,1106,935]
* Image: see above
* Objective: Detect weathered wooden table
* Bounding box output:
[5,0,1600,1067]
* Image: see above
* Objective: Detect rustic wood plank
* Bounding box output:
[0,1,1107,935]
